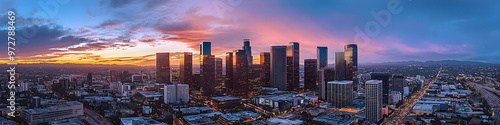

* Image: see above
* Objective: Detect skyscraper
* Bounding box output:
[344,44,358,90]
[156,52,170,84]
[271,46,287,91]
[317,69,326,100]
[201,55,216,97]
[287,42,300,91]
[242,39,253,65]
[122,71,131,83]
[365,80,383,123]
[87,73,92,85]
[110,70,116,82]
[334,52,346,80]
[371,72,391,105]
[390,74,406,94]
[327,81,353,108]
[225,52,233,90]
[200,42,215,96]
[317,47,328,69]
[200,42,211,57]
[232,50,249,97]
[215,58,223,88]
[260,52,271,87]
[304,59,318,90]
[180,52,193,85]
[344,44,358,80]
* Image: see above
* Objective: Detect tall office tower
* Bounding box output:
[317,47,328,69]
[327,81,353,107]
[192,74,201,91]
[344,44,358,91]
[110,70,117,82]
[271,46,288,91]
[287,42,300,91]
[156,52,170,84]
[324,68,335,82]
[334,52,346,80]
[215,58,223,88]
[391,74,406,93]
[122,71,131,83]
[260,52,271,87]
[304,59,318,90]
[87,73,92,84]
[242,39,253,65]
[365,80,383,123]
[225,52,234,90]
[201,55,216,97]
[344,44,358,80]
[317,69,326,100]
[200,42,211,85]
[371,72,391,105]
[248,64,262,95]
[200,42,212,57]
[232,50,250,97]
[180,52,193,85]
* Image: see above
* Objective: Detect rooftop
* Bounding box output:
[120,117,166,125]
[211,96,241,101]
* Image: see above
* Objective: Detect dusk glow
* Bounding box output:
[1,0,499,66]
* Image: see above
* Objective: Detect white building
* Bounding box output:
[21,101,84,125]
[403,86,410,97]
[365,80,382,123]
[391,91,402,104]
[164,84,189,104]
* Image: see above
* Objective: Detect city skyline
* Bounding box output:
[1,0,500,66]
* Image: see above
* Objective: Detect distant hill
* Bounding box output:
[361,60,490,65]
[0,63,143,69]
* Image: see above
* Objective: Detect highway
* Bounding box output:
[382,67,442,125]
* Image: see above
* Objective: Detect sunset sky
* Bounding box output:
[1,0,499,66]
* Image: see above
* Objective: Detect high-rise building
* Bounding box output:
[215,58,223,88]
[324,68,335,82]
[391,74,405,93]
[365,80,383,123]
[327,81,353,108]
[287,42,300,91]
[225,52,233,90]
[248,64,262,96]
[156,52,170,84]
[344,44,358,80]
[344,44,358,91]
[164,84,189,104]
[317,69,326,100]
[260,52,271,87]
[242,39,253,65]
[201,55,216,97]
[122,71,131,83]
[200,42,215,96]
[271,46,287,91]
[371,72,391,105]
[317,47,328,69]
[87,73,92,84]
[180,52,193,85]
[334,52,346,80]
[200,42,211,56]
[304,59,318,90]
[110,70,117,82]
[232,50,249,97]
